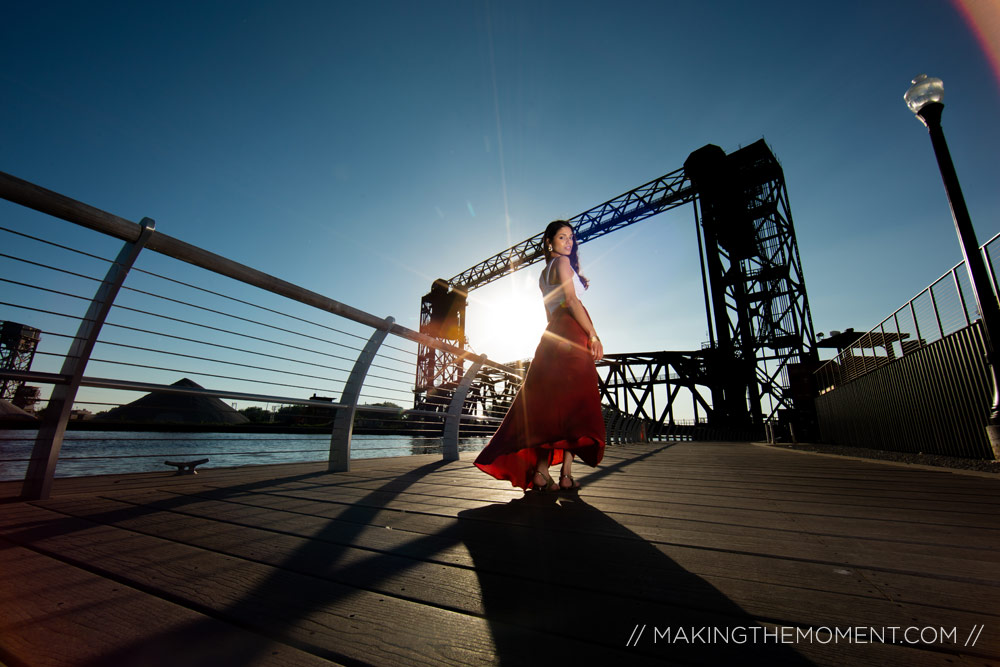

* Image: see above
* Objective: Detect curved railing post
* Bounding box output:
[329,316,394,472]
[628,417,641,443]
[606,411,622,445]
[443,354,486,461]
[22,218,156,500]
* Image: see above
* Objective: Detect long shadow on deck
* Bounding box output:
[2,464,452,665]
[2,448,809,664]
[454,446,810,665]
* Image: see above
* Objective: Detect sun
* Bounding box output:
[465,273,547,365]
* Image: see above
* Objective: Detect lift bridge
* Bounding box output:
[416,140,818,439]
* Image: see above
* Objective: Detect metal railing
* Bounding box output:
[0,171,653,497]
[0,172,528,497]
[815,233,1000,393]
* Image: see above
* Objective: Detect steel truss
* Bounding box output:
[597,350,762,441]
[686,141,816,426]
[411,361,524,442]
[421,140,816,435]
[597,351,714,425]
[416,166,695,407]
[415,281,467,403]
[448,168,694,291]
[0,321,41,410]
[461,363,524,436]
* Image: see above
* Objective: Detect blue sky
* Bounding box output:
[3,0,999,368]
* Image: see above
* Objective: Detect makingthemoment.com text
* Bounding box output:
[625,624,985,647]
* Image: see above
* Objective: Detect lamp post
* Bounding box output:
[904,74,1000,457]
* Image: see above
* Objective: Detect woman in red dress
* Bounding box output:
[474,220,606,491]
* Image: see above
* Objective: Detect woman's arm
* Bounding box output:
[552,256,603,361]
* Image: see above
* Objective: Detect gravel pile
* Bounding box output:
[768,442,1000,474]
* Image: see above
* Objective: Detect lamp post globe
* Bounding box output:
[904,74,944,118]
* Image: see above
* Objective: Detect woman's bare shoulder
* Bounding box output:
[552,255,573,277]
[551,255,572,270]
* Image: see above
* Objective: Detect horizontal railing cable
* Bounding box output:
[1,227,411,383]
[0,449,330,463]
[106,302,364,366]
[130,265,371,344]
[0,301,93,323]
[0,254,111,284]
[0,224,118,264]
[87,343,348,385]
[0,170,514,373]
[81,358,342,395]
[5,326,359,392]
[66,326,365,379]
[0,279,103,312]
[113,287,368,357]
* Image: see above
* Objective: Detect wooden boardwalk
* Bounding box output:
[1,441,998,666]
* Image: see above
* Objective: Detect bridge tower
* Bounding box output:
[0,321,42,411]
[685,141,817,429]
[414,280,468,408]
[418,139,817,435]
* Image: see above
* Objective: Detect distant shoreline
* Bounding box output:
[0,421,454,436]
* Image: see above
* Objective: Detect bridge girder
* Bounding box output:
[597,351,715,427]
[419,140,818,436]
[415,166,694,405]
[448,168,694,291]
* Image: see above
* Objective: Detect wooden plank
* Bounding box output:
[43,492,926,600]
[110,471,997,584]
[0,541,338,667]
[856,567,1000,612]
[2,442,997,665]
[32,495,879,606]
[0,504,500,665]
[0,507,967,666]
[0,503,660,665]
[575,477,1000,514]
[198,472,1000,556]
[29,493,1000,659]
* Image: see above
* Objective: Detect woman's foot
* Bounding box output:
[532,470,558,492]
[559,474,580,491]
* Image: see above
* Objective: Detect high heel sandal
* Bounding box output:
[559,474,580,491]
[532,470,558,492]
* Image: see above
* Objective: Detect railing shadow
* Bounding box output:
[1,445,808,664]
[1,463,450,665]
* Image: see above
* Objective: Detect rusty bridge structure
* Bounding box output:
[416,140,818,439]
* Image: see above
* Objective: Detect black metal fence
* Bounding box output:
[813,234,999,458]
[815,322,992,457]
[816,234,999,393]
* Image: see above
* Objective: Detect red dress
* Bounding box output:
[474,298,606,490]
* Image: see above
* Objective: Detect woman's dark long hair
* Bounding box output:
[542,220,589,288]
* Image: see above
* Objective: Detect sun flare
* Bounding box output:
[465,274,548,365]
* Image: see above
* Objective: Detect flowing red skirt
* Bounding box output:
[474,307,606,489]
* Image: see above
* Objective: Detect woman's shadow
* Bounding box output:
[457,490,810,665]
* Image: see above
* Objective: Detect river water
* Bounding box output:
[0,430,489,481]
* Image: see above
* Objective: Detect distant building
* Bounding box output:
[69,409,93,421]
[97,378,250,425]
